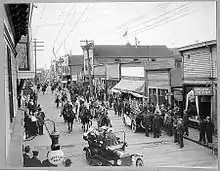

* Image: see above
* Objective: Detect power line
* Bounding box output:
[130,5,200,36]
[55,5,90,55]
[53,4,76,46]
[114,2,172,35]
[128,2,191,36]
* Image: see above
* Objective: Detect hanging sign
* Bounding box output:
[194,87,213,96]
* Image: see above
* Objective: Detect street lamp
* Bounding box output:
[44,119,64,165]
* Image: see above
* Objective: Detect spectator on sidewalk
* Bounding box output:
[172,115,178,143]
[63,158,72,167]
[199,117,207,144]
[29,150,41,167]
[41,151,58,167]
[183,110,189,136]
[206,116,215,146]
[177,118,184,149]
[23,146,31,167]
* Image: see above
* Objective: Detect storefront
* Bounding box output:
[184,86,213,128]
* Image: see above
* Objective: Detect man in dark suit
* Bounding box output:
[29,150,41,167]
[23,146,31,167]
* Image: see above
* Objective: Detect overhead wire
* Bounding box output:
[53,4,76,47]
[129,3,198,36]
[127,2,191,36]
[99,3,196,44]
[113,2,172,35]
[55,5,90,55]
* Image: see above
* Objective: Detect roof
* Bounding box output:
[178,40,216,52]
[5,4,31,44]
[93,45,174,58]
[68,55,84,66]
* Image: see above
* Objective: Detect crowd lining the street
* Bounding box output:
[22,80,216,167]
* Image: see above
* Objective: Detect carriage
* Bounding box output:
[83,128,144,166]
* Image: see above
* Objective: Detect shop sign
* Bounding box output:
[194,87,213,96]
[48,150,64,165]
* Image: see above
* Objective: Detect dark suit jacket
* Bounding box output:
[23,153,31,167]
[29,156,42,167]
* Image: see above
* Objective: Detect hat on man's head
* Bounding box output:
[24,146,30,153]
[32,150,39,156]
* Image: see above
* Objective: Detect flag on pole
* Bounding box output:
[123,30,128,37]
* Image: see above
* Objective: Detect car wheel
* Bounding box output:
[85,150,92,165]
[122,116,127,126]
[136,158,144,167]
[140,121,145,129]
[131,120,137,133]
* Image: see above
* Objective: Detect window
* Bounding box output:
[151,58,156,61]
[133,58,138,61]
[176,62,181,68]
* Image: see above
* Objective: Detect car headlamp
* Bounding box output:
[117,159,122,165]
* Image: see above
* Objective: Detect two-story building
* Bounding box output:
[178,40,217,129]
[4,3,33,167]
[68,55,84,82]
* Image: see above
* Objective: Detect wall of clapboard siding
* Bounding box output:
[183,47,211,79]
[148,71,170,89]
[212,46,217,78]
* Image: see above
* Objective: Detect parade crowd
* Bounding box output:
[22,80,216,167]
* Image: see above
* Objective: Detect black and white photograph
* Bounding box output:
[2,1,218,169]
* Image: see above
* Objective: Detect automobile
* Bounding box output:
[83,128,144,166]
[122,109,155,133]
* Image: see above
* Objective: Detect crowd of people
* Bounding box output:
[107,92,215,149]
[23,145,72,167]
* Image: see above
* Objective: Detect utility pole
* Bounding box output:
[80,40,94,98]
[33,39,44,85]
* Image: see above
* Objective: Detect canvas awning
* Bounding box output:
[113,79,145,94]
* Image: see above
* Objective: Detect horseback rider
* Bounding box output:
[98,107,112,128]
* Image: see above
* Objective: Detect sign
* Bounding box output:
[194,87,213,96]
[48,150,64,165]
[173,90,183,101]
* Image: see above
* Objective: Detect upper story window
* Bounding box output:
[133,58,139,61]
[176,62,182,68]
[151,58,156,61]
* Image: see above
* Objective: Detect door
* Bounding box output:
[7,46,14,123]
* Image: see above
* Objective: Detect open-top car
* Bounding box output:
[83,127,144,166]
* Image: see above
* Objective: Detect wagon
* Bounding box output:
[83,129,144,166]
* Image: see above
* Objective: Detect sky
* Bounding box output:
[31,2,216,69]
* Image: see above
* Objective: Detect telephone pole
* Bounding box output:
[33,39,44,85]
[80,40,94,98]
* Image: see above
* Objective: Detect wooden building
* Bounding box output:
[4,3,33,167]
[178,40,217,129]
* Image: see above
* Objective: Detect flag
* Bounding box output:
[123,31,128,37]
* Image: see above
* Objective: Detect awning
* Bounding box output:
[111,88,121,93]
[113,79,145,94]
[130,92,147,98]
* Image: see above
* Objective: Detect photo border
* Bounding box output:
[0,0,219,171]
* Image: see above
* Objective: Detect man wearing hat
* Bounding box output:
[177,118,184,149]
[23,146,31,167]
[206,116,215,145]
[63,158,72,167]
[29,150,41,167]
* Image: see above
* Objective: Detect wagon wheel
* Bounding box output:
[136,158,144,167]
[131,120,138,133]
[85,150,92,165]
[140,121,145,129]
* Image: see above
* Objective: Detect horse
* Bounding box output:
[65,108,76,134]
[79,106,93,132]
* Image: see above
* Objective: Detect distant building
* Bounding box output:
[68,55,84,82]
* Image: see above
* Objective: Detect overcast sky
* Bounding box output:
[31,2,216,68]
